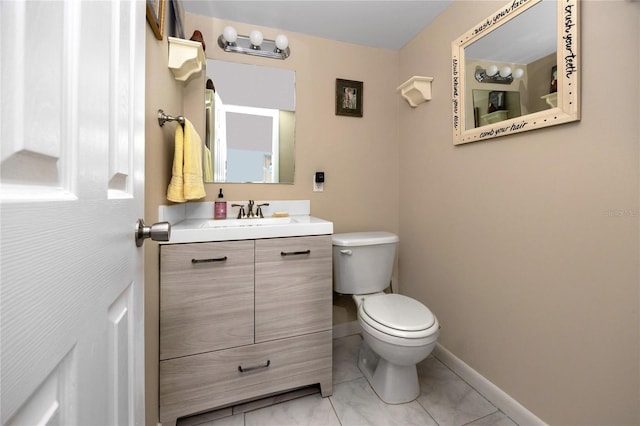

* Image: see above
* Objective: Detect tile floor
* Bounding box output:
[178,334,518,426]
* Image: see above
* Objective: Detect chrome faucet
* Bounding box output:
[231,203,245,219]
[232,200,268,219]
[247,200,255,218]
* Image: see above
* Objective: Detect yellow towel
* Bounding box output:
[167,119,206,202]
[203,145,213,182]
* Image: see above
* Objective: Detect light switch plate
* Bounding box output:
[313,176,324,192]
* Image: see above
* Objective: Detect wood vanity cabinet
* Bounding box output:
[159,235,333,425]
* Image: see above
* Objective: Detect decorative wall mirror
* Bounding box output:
[452,0,579,145]
[204,59,295,183]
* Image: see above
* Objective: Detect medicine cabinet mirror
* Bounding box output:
[204,59,295,183]
[452,0,579,145]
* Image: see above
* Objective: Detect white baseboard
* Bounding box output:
[332,320,361,339]
[433,343,547,426]
[332,323,545,425]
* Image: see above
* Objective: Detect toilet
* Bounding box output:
[332,232,439,404]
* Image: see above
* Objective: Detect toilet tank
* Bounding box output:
[332,232,399,295]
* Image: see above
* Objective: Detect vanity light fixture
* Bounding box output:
[475,65,524,84]
[218,26,290,60]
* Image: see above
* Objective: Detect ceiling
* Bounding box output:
[181,1,454,51]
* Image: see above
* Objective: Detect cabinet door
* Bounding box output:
[160,241,254,360]
[255,235,332,342]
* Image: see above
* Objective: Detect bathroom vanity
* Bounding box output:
[157,201,333,424]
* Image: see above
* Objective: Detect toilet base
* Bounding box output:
[357,341,420,404]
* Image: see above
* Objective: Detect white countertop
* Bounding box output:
[159,200,333,244]
[166,215,333,243]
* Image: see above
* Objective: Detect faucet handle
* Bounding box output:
[231,203,245,219]
[256,203,270,218]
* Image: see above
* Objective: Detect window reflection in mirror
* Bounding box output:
[204,60,295,183]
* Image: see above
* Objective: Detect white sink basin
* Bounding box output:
[167,214,332,243]
[200,217,292,228]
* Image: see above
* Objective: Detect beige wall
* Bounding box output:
[144,13,400,425]
[183,13,400,232]
[526,53,556,114]
[398,1,639,425]
[144,24,184,424]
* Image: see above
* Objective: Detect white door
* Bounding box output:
[1,1,146,425]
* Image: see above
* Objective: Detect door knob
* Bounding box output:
[135,219,171,247]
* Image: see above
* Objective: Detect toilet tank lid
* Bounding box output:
[332,232,399,247]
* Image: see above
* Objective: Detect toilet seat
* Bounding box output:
[358,294,438,339]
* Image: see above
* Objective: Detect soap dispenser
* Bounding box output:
[214,188,227,219]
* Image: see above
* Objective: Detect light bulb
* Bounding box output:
[275,34,288,51]
[513,68,524,79]
[222,26,237,44]
[486,65,498,76]
[249,30,263,47]
[499,66,512,78]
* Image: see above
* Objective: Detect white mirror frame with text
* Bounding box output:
[452,0,580,145]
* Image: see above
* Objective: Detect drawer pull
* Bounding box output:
[280,250,311,257]
[191,256,228,264]
[238,360,271,373]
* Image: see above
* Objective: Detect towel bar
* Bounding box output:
[158,109,185,127]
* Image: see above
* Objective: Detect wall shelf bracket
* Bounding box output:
[540,92,558,109]
[168,37,205,82]
[397,76,433,107]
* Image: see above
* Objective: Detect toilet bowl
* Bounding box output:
[332,232,440,404]
[355,293,439,403]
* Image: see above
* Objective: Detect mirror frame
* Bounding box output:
[452,0,580,145]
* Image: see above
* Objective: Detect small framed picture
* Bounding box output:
[488,91,506,113]
[336,79,363,117]
[146,0,166,40]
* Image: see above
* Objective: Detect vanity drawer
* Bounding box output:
[160,240,255,360]
[255,235,332,342]
[159,330,332,423]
